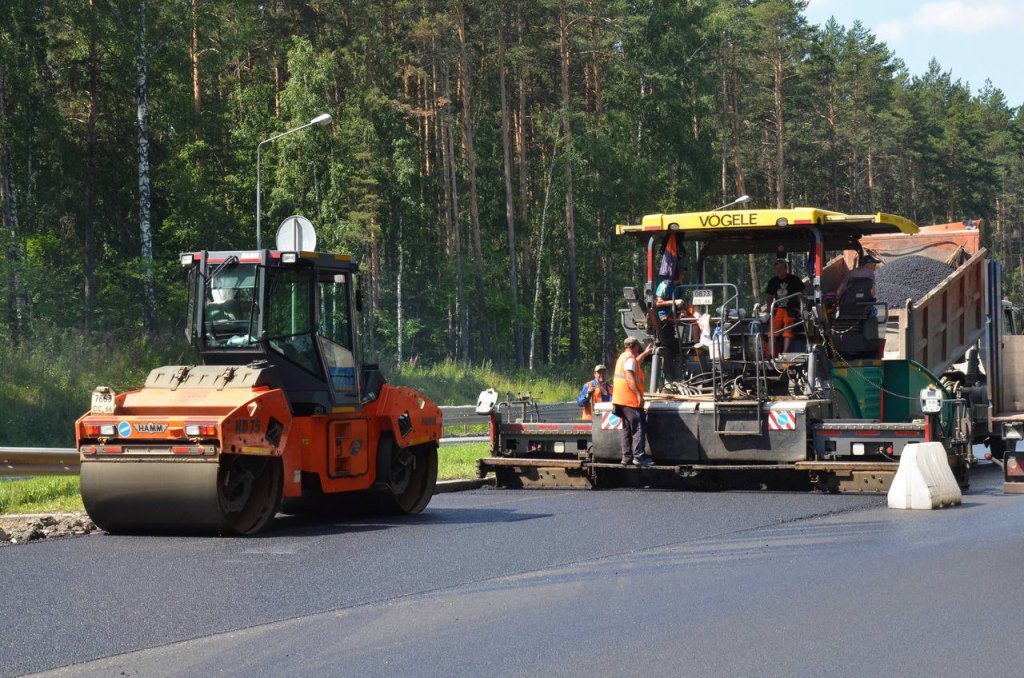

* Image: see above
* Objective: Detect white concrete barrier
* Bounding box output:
[887,441,962,509]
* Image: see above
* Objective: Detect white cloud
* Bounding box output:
[879,0,1024,42]
[916,0,1019,31]
[876,19,908,43]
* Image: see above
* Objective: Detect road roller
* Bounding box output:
[75,221,441,535]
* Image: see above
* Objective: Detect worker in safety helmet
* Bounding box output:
[764,259,805,356]
[612,336,655,467]
[576,364,613,421]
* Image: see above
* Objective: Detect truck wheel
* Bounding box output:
[385,442,438,514]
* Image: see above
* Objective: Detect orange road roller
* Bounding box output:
[76,236,441,534]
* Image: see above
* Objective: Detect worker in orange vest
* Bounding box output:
[612,336,655,467]
[577,364,613,421]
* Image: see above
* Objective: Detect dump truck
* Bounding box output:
[841,219,1024,493]
[480,207,1021,493]
[76,219,441,534]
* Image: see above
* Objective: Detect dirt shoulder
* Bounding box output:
[0,513,97,546]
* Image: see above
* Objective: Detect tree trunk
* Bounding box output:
[827,81,838,207]
[82,0,99,337]
[0,172,19,347]
[530,140,559,372]
[137,1,157,335]
[397,215,404,364]
[587,0,613,363]
[432,52,456,359]
[549,275,561,367]
[367,219,379,356]
[421,71,431,177]
[0,57,22,347]
[451,136,469,362]
[559,3,580,363]
[455,2,490,361]
[726,44,759,302]
[442,66,468,361]
[720,53,729,203]
[515,7,531,311]
[273,55,282,119]
[850,148,859,212]
[498,17,524,367]
[773,49,785,208]
[867,148,875,213]
[190,0,202,137]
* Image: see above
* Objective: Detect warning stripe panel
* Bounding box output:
[600,412,623,430]
[768,411,797,430]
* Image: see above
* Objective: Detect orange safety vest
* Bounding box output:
[581,380,612,421]
[612,349,645,408]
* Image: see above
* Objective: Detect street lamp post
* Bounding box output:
[696,195,751,264]
[711,194,751,212]
[256,113,332,249]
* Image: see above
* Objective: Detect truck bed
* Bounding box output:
[824,223,987,378]
[882,248,987,377]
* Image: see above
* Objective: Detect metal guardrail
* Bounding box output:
[1,441,494,477]
[0,402,577,477]
[440,405,488,427]
[524,402,580,421]
[441,402,578,428]
[1,448,80,477]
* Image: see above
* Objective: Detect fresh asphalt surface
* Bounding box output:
[1,465,1020,677]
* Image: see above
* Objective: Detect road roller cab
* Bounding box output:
[76,220,442,535]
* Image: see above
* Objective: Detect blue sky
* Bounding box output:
[804,0,1024,108]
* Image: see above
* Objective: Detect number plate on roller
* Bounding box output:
[91,391,115,414]
[691,289,714,305]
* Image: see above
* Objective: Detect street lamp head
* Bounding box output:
[712,194,752,211]
[310,113,332,125]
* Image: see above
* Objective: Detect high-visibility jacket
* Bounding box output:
[577,378,612,421]
[612,349,645,408]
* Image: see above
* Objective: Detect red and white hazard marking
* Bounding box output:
[768,410,797,430]
[600,412,623,430]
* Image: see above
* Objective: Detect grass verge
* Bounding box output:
[0,477,84,514]
[1,337,581,449]
[391,359,582,405]
[438,442,490,481]
[0,329,194,448]
[1,443,489,515]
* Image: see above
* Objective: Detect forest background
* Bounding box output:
[1,0,1023,444]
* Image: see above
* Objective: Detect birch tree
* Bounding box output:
[136,0,157,335]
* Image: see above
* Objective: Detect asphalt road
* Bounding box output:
[1,465,1020,677]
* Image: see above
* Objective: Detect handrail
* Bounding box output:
[669,282,741,334]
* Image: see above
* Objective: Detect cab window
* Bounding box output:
[318,273,356,392]
[203,263,258,348]
[265,268,318,375]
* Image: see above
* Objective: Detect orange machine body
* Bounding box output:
[76,381,442,499]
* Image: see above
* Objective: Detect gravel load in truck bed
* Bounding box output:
[874,255,956,307]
